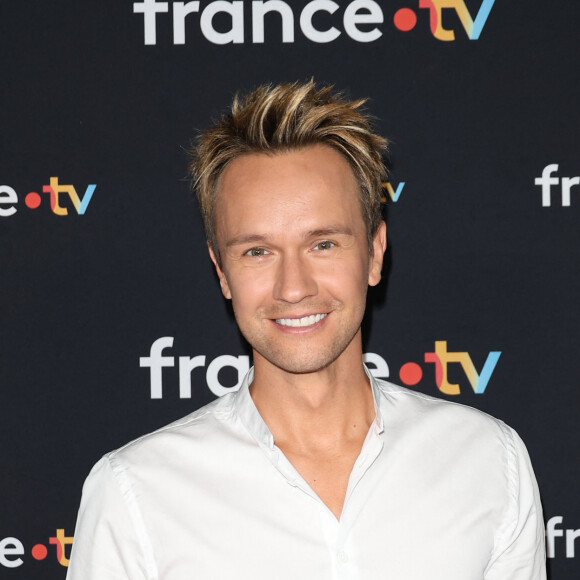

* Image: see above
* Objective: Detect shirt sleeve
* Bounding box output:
[484,427,546,579]
[66,455,157,580]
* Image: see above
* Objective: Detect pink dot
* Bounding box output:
[394,8,417,32]
[25,192,41,209]
[399,362,423,386]
[31,544,48,560]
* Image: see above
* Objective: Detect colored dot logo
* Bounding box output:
[399,361,422,385]
[31,544,48,560]
[25,192,42,209]
[393,8,417,32]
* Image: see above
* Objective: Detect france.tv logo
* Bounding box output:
[396,340,501,395]
[0,177,97,217]
[0,529,73,569]
[133,0,495,46]
[393,0,496,40]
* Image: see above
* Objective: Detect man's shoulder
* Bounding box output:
[105,391,240,466]
[373,377,515,442]
[76,391,253,543]
[372,378,532,498]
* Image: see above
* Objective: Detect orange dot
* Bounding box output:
[31,544,48,560]
[393,8,417,31]
[25,192,41,209]
[399,362,423,385]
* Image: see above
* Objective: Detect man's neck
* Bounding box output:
[249,341,375,454]
[249,340,375,519]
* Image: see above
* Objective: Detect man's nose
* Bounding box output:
[273,254,318,303]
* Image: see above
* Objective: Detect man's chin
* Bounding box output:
[254,348,343,376]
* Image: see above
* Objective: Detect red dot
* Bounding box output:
[393,8,417,32]
[25,192,41,209]
[399,362,423,386]
[31,544,48,560]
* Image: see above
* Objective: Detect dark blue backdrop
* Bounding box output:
[1,1,579,577]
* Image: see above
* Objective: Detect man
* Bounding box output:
[67,81,546,578]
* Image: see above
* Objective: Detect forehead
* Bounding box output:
[215,145,364,242]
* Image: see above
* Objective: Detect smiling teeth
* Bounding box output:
[276,313,327,327]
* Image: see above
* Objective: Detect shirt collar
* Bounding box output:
[234,364,384,448]
[234,367,275,449]
[365,364,385,434]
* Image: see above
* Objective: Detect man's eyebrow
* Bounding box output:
[225,227,354,248]
[226,234,271,248]
[305,226,354,238]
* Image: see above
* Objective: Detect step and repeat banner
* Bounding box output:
[1,1,578,578]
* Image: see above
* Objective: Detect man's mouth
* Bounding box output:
[274,313,328,327]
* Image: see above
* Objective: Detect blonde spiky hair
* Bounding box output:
[189,80,388,264]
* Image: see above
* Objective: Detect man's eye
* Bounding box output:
[246,248,269,257]
[314,241,335,251]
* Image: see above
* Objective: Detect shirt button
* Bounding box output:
[337,550,349,564]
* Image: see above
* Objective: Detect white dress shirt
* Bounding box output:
[67,367,546,579]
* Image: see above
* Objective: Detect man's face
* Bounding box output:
[210,144,386,375]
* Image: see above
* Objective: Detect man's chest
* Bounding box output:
[134,443,500,580]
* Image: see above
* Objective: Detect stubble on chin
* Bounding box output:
[245,312,364,376]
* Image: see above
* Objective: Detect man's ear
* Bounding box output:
[368,221,387,287]
[208,244,232,299]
